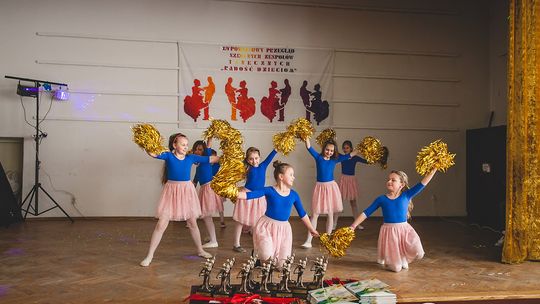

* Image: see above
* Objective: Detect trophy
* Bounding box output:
[196,256,215,295]
[276,256,293,296]
[236,263,251,293]
[267,257,278,285]
[215,260,233,295]
[293,257,308,288]
[226,258,236,290]
[258,262,272,294]
[190,254,332,301]
[247,255,258,291]
[311,256,328,289]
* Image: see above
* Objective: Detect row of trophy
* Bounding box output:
[195,253,328,297]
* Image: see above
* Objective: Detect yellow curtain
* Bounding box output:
[503,0,540,263]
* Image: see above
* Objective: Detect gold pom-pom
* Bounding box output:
[288,118,315,141]
[316,129,336,147]
[204,119,246,202]
[131,123,167,155]
[273,118,315,155]
[356,136,384,164]
[272,132,296,156]
[319,227,356,258]
[415,139,456,175]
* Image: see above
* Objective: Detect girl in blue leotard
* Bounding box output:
[238,160,319,266]
[350,168,437,272]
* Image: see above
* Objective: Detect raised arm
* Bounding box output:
[304,137,311,149]
[421,168,437,186]
[260,149,278,167]
[305,138,321,160]
[206,137,213,149]
[355,155,368,164]
[146,151,159,158]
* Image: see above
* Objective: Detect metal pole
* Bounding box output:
[34,80,40,214]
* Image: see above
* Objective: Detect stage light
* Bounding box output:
[54,88,70,101]
[17,84,38,97]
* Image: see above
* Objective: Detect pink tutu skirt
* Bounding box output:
[156,181,201,221]
[198,183,224,217]
[377,222,424,272]
[312,181,343,214]
[338,174,358,200]
[253,216,293,267]
[233,189,267,226]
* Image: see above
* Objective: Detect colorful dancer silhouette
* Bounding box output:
[236,80,256,122]
[300,80,312,121]
[310,83,329,125]
[184,79,205,122]
[261,81,280,122]
[225,77,238,121]
[277,79,291,122]
[202,76,215,120]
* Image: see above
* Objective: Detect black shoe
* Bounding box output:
[233,246,247,253]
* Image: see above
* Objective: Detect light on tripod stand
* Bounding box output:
[5,75,73,222]
[54,88,70,101]
[17,83,39,97]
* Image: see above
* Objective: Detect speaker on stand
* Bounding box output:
[466,124,506,231]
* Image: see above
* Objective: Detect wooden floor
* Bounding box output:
[1,217,539,303]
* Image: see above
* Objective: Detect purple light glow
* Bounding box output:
[117,236,136,245]
[183,255,202,261]
[4,248,24,256]
[54,90,70,101]
[0,285,9,297]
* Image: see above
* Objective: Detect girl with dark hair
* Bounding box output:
[231,147,277,253]
[300,137,360,249]
[191,138,223,249]
[336,140,369,230]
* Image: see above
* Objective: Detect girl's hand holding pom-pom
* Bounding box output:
[131,123,167,155]
[272,118,314,155]
[415,139,456,176]
[319,227,355,258]
[203,119,245,202]
[356,136,385,164]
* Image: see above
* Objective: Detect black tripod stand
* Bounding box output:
[5,75,73,222]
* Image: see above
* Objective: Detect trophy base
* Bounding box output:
[306,281,323,290]
[189,286,215,304]
[291,286,309,296]
[213,291,233,297]
[267,283,279,291]
[190,285,214,297]
[257,290,273,297]
[273,291,294,298]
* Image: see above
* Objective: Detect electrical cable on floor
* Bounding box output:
[429,194,504,243]
[41,168,85,218]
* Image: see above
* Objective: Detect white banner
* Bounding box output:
[179,42,334,127]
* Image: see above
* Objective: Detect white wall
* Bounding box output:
[0,0,506,218]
